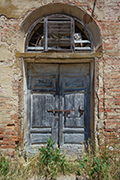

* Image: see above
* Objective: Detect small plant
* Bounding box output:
[38,137,66,179]
[76,132,120,180]
[76,169,81,176]
[0,153,9,177]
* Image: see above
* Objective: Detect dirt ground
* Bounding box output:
[28,174,89,180]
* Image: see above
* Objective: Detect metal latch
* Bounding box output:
[78,106,84,116]
[47,109,74,117]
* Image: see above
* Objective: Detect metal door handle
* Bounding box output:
[78,106,84,116]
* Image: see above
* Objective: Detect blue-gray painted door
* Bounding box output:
[27,63,90,154]
[59,64,90,154]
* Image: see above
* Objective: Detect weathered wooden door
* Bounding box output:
[27,63,90,154]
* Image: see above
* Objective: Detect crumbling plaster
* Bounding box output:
[0,0,103,19]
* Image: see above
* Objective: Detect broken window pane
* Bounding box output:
[26,14,91,52]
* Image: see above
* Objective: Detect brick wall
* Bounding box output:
[98,0,120,140]
[0,0,120,155]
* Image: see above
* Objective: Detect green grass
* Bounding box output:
[76,132,120,180]
[0,133,119,180]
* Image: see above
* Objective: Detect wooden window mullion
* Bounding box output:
[70,18,75,51]
[44,17,48,52]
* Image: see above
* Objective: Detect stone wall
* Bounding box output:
[0,0,120,155]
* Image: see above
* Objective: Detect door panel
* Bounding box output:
[31,94,55,128]
[32,76,56,90]
[31,133,51,144]
[27,63,90,154]
[59,64,90,153]
[64,93,84,127]
[64,134,84,144]
[27,64,59,152]
[62,77,85,89]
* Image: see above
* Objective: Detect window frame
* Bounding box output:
[25,14,92,52]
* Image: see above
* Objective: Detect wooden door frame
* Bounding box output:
[16,52,101,154]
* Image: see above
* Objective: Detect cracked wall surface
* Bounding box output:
[0,0,120,155]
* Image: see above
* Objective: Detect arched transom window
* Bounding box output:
[25,14,92,52]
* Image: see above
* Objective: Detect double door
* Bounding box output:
[27,63,90,154]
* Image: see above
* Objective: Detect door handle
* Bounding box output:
[78,106,84,116]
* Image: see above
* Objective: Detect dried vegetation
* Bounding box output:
[0,133,120,180]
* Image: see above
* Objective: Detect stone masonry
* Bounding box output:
[0,0,120,156]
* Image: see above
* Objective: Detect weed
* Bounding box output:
[76,169,81,176]
[76,132,120,180]
[0,133,119,180]
[0,153,9,177]
[38,137,66,179]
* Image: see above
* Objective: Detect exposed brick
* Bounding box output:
[5,131,12,135]
[0,135,4,140]
[0,132,4,134]
[1,145,8,149]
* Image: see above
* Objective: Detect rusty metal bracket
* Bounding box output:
[47,109,74,117]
